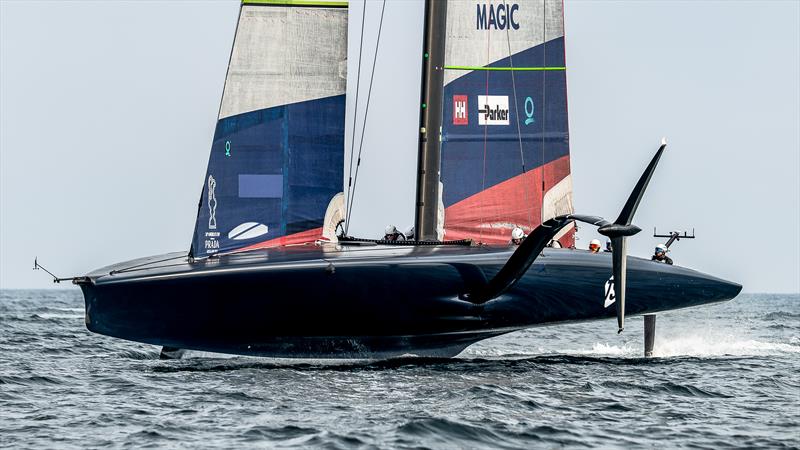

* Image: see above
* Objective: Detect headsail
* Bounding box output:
[191,0,348,257]
[438,0,574,245]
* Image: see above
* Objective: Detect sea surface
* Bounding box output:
[0,290,798,449]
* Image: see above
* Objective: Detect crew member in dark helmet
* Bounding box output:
[383,225,405,241]
[651,244,673,265]
[604,239,612,253]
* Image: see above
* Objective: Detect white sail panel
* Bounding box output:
[219,4,348,119]
[443,0,564,86]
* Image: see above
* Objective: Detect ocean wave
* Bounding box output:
[34,313,84,320]
[584,342,638,357]
[242,425,319,442]
[555,335,800,359]
[763,311,800,320]
[653,334,800,357]
[0,375,63,386]
[396,417,505,445]
[599,380,731,398]
[117,349,159,360]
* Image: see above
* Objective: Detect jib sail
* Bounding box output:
[438,0,574,245]
[191,0,348,257]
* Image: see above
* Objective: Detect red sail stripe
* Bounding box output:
[444,155,572,245]
[236,227,325,252]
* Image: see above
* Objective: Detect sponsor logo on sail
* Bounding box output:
[228,222,269,241]
[524,96,535,125]
[204,231,220,254]
[477,95,510,125]
[205,174,220,254]
[477,3,519,30]
[207,175,218,230]
[453,95,468,125]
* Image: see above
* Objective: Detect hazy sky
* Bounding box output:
[1,0,798,292]
[344,0,424,238]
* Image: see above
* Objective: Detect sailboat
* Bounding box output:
[72,0,741,359]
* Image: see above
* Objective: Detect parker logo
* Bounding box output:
[477,95,510,125]
[453,95,468,125]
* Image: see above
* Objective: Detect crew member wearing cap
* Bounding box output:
[652,244,673,264]
[383,225,405,242]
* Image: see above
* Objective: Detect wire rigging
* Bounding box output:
[502,0,533,229]
[540,0,547,223]
[343,0,368,234]
[479,1,492,244]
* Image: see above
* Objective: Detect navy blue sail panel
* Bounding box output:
[441,35,572,244]
[192,95,345,256]
[441,37,569,208]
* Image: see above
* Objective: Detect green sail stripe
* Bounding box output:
[242,0,348,6]
[444,66,566,71]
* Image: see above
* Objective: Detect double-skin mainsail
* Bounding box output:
[190,0,572,256]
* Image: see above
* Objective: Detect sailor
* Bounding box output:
[589,239,602,254]
[510,227,526,246]
[604,239,612,252]
[547,239,562,248]
[652,244,673,265]
[405,226,415,241]
[383,225,405,242]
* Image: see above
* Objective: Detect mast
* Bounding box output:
[414,0,447,241]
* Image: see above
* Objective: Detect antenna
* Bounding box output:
[653,228,696,248]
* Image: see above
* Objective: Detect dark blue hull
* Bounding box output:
[77,244,741,358]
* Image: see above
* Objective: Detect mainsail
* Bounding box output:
[191,0,348,256]
[191,0,572,255]
[438,0,574,245]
